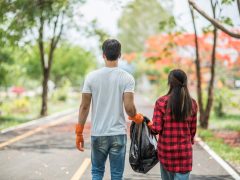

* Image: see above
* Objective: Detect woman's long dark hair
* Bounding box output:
[167,69,192,122]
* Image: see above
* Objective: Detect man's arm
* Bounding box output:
[78,93,92,125]
[123,92,136,117]
[123,92,143,124]
[76,93,92,152]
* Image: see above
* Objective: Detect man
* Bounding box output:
[75,39,143,180]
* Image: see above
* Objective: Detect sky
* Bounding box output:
[68,0,240,51]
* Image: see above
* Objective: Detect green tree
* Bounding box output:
[3,0,84,116]
[118,0,171,53]
[0,1,16,88]
[0,50,13,89]
[22,43,96,87]
[188,0,237,128]
[0,1,19,46]
[52,44,96,86]
[23,46,42,82]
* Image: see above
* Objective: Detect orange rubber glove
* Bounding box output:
[75,124,84,151]
[128,113,144,124]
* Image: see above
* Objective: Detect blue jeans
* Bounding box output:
[91,135,127,180]
[160,163,190,180]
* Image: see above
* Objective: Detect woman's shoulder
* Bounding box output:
[191,98,197,105]
[156,95,169,106]
[191,98,198,111]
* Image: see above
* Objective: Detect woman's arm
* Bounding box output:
[149,100,164,134]
[190,100,198,144]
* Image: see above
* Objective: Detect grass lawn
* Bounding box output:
[197,110,240,172]
[0,116,31,130]
[0,93,80,130]
[209,113,240,132]
[198,129,240,169]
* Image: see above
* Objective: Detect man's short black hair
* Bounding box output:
[102,39,121,61]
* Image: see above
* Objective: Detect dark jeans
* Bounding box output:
[91,135,127,180]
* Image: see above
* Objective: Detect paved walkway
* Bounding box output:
[0,95,237,180]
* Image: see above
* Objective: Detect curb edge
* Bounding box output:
[196,137,240,180]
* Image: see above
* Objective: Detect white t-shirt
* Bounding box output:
[82,67,135,136]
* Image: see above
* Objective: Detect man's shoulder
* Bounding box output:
[118,68,134,81]
[85,69,102,79]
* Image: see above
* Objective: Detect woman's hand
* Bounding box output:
[144,116,153,128]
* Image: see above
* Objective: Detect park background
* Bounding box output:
[0,0,240,177]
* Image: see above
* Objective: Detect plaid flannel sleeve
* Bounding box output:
[190,100,198,144]
[151,100,164,134]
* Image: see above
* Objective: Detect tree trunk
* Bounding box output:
[38,0,63,116]
[204,28,217,128]
[202,1,218,129]
[40,69,49,116]
[189,3,205,127]
[189,0,218,129]
[199,113,208,128]
[40,45,55,116]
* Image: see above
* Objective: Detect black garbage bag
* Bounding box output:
[129,119,158,174]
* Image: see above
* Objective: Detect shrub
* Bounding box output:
[53,79,71,102]
[11,98,30,113]
[214,88,233,117]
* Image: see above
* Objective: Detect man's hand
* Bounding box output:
[75,124,84,151]
[128,113,144,124]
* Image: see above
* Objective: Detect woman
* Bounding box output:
[148,69,198,180]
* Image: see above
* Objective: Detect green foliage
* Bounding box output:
[118,0,171,53]
[155,78,169,96]
[163,66,171,74]
[231,101,240,110]
[20,43,96,86]
[0,47,30,88]
[0,97,30,115]
[210,113,240,132]
[52,79,71,102]
[133,55,150,78]
[11,98,30,113]
[151,67,172,97]
[55,90,67,101]
[159,16,177,33]
[0,0,86,87]
[198,128,214,139]
[202,24,214,34]
[0,46,45,88]
[0,93,80,130]
[0,116,31,130]
[22,46,42,81]
[0,49,13,87]
[0,0,20,46]
[221,0,235,5]
[52,44,96,86]
[220,17,234,27]
[146,69,161,84]
[2,0,71,44]
[213,87,233,117]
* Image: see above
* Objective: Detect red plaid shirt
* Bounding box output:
[151,95,198,173]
